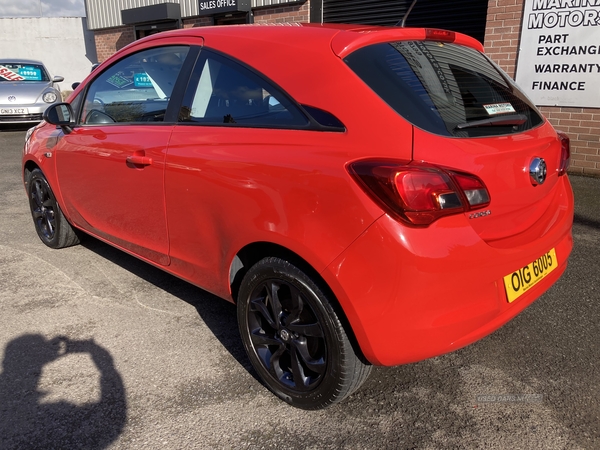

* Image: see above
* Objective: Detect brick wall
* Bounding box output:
[183,17,213,28]
[485,0,600,177]
[254,1,310,24]
[94,26,135,63]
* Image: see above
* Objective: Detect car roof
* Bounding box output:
[135,23,484,56]
[91,23,484,117]
[0,58,46,66]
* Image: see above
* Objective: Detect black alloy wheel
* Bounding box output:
[237,257,371,409]
[248,277,327,391]
[27,169,79,249]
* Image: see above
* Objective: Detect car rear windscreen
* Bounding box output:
[344,41,543,137]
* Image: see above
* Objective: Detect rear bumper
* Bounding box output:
[322,176,574,366]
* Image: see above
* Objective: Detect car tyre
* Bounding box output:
[237,257,371,409]
[27,168,80,249]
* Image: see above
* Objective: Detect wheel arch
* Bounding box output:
[24,164,80,248]
[23,159,73,228]
[23,159,41,189]
[229,241,370,365]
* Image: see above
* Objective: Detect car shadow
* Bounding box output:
[78,235,259,381]
[43,238,476,447]
[574,213,600,230]
[0,334,127,449]
[0,124,34,132]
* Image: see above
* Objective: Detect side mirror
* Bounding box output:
[72,82,80,90]
[43,103,74,133]
[53,76,65,83]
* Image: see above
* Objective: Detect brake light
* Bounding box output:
[557,131,570,176]
[395,170,459,211]
[348,160,490,226]
[425,29,456,43]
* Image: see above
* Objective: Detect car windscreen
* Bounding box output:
[0,63,50,82]
[344,41,544,137]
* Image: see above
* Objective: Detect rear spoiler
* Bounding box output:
[331,27,484,58]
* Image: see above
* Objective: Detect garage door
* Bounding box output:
[322,0,488,43]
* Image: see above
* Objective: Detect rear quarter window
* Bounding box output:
[344,41,544,138]
[179,49,308,128]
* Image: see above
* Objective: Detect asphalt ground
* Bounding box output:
[1,126,599,449]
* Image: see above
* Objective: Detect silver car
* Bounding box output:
[0,59,63,124]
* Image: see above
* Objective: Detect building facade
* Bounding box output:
[486,0,600,176]
[0,16,96,93]
[85,0,600,176]
[88,0,312,62]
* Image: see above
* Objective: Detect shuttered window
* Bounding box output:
[322,0,488,43]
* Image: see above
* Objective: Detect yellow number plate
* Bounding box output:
[503,248,558,303]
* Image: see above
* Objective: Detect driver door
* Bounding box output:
[55,46,191,265]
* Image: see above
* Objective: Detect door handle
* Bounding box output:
[126,155,153,166]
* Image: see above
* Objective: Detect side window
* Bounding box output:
[180,51,308,128]
[81,46,189,125]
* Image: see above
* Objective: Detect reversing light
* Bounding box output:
[557,131,570,176]
[348,160,490,227]
[452,173,490,207]
[425,29,456,43]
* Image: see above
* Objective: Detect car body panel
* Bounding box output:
[322,174,573,365]
[54,125,172,265]
[22,24,574,368]
[164,126,388,300]
[0,82,53,104]
[413,121,568,243]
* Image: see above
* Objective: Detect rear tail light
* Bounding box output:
[557,131,570,176]
[348,160,490,226]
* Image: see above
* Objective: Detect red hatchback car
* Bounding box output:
[23,24,574,409]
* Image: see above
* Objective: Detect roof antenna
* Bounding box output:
[397,0,418,27]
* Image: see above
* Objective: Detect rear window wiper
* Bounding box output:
[455,114,527,130]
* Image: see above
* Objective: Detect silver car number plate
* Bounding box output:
[1,108,28,114]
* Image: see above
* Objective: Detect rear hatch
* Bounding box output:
[343,36,569,243]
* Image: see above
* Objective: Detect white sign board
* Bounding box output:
[515,0,600,107]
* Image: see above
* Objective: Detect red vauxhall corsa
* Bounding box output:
[22,24,574,409]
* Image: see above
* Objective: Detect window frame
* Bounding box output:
[344,41,544,138]
[178,47,344,132]
[72,45,200,127]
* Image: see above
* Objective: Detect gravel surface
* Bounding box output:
[1,127,598,449]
